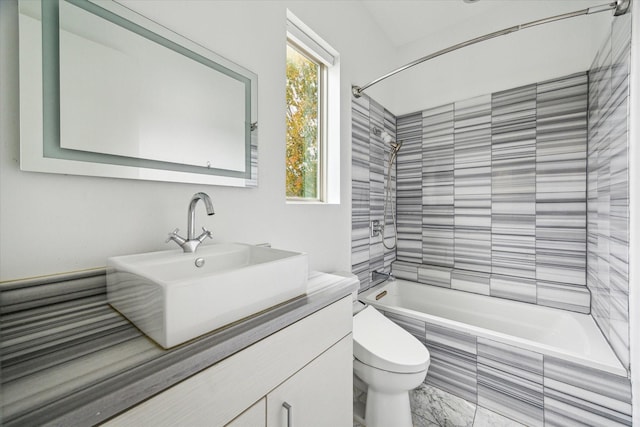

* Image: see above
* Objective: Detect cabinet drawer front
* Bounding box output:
[104,295,352,426]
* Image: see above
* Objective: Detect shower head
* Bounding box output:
[380,131,393,144]
[381,131,402,153]
[372,127,402,153]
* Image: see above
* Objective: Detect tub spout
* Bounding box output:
[372,270,395,285]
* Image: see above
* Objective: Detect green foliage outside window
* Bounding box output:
[286,44,320,199]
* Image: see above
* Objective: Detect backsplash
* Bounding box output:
[0,269,107,314]
[587,13,631,369]
[391,72,591,313]
[351,95,397,292]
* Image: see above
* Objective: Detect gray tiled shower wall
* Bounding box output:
[350,11,631,372]
[352,72,592,308]
[393,71,590,313]
[351,96,398,292]
[587,13,632,370]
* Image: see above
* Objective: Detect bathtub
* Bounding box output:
[360,279,625,377]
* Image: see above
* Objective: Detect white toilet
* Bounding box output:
[353,305,430,427]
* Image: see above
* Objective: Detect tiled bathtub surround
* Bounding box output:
[392,72,591,313]
[587,13,631,370]
[349,14,633,427]
[351,94,397,291]
[383,309,632,427]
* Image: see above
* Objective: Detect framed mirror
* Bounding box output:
[18,0,258,187]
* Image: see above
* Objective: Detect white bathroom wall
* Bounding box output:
[628,1,640,424]
[0,0,397,281]
[370,2,612,115]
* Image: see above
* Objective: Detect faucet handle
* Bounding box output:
[166,228,186,245]
[197,227,213,243]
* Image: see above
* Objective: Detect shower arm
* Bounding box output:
[352,0,631,98]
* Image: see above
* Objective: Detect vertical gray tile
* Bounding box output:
[384,311,426,345]
[422,208,454,267]
[369,99,385,276]
[490,275,536,303]
[425,322,477,403]
[454,228,491,273]
[451,270,490,296]
[422,104,455,268]
[544,356,632,426]
[478,338,543,381]
[606,14,631,369]
[454,95,492,274]
[477,338,543,427]
[383,108,398,270]
[536,281,590,313]
[351,96,371,291]
[427,323,477,355]
[397,112,423,264]
[418,265,452,288]
[391,260,419,281]
[491,85,536,280]
[536,73,588,293]
[544,392,631,427]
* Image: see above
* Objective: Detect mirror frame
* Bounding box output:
[18,0,258,187]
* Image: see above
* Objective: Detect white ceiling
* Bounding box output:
[360,0,615,48]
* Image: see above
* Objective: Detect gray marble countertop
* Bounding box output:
[0,270,358,426]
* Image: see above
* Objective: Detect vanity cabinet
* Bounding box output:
[103,295,353,426]
[227,399,266,426]
[266,334,351,426]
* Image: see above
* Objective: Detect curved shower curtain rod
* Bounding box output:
[352,0,631,98]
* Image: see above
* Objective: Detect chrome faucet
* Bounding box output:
[166,192,215,253]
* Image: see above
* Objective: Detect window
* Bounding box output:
[286,42,324,199]
[286,12,338,203]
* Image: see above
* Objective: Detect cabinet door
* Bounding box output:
[103,296,352,427]
[266,334,352,427]
[226,399,266,427]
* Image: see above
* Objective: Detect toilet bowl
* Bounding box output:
[353,305,430,427]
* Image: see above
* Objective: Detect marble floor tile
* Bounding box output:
[410,383,476,427]
[473,407,527,427]
[354,382,527,427]
[353,381,367,425]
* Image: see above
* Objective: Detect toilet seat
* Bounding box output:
[353,306,430,374]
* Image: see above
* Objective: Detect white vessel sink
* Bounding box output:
[107,243,308,348]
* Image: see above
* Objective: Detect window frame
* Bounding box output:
[285,11,337,204]
[285,39,327,202]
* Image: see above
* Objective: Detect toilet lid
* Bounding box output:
[353,306,430,373]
